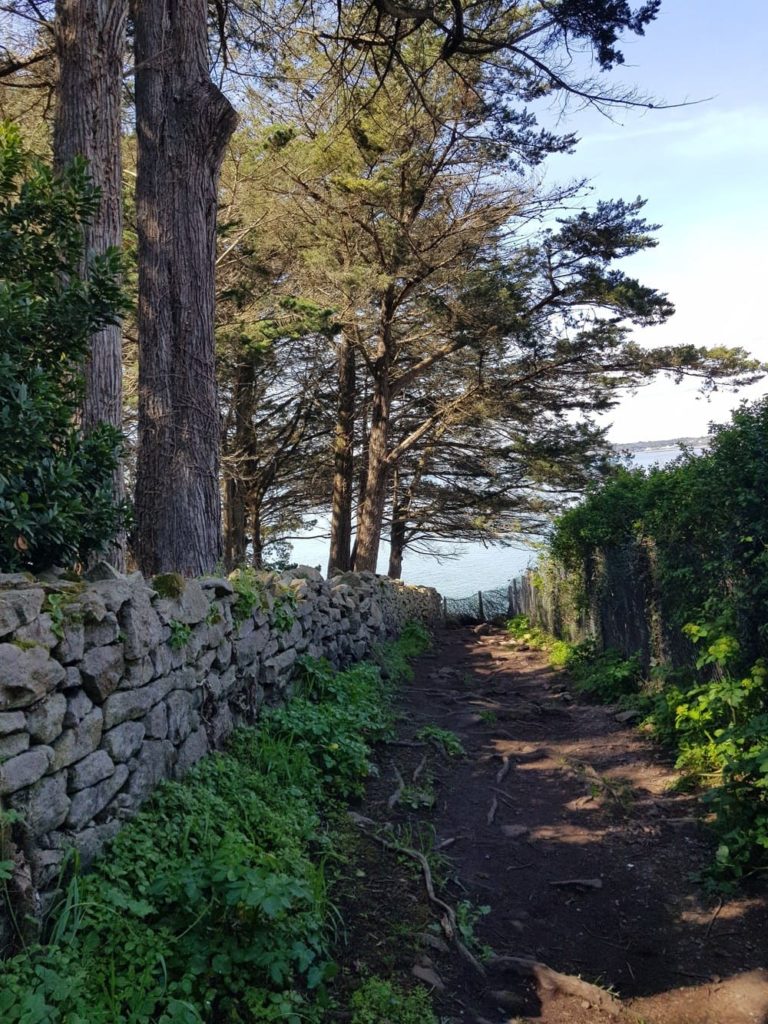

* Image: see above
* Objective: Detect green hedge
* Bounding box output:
[545,400,768,884]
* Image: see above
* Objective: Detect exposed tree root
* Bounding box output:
[412,753,428,784]
[387,765,406,809]
[495,754,511,784]
[348,812,487,977]
[434,836,460,850]
[486,795,498,825]
[351,809,624,1015]
[491,787,517,808]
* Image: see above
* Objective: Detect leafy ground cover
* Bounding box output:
[0,624,430,1023]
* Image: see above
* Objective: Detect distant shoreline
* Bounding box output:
[612,436,709,454]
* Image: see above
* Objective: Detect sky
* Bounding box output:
[540,0,768,442]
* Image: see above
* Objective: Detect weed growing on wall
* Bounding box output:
[168,619,192,650]
[272,590,297,633]
[229,566,268,624]
[0,626,431,1022]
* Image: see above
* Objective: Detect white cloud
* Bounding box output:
[580,107,768,160]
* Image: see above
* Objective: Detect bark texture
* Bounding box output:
[354,375,391,572]
[54,0,127,568]
[327,335,356,575]
[387,470,406,579]
[132,0,237,575]
[354,292,396,573]
[224,476,247,569]
[223,358,255,570]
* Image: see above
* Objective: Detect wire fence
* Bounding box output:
[443,583,515,623]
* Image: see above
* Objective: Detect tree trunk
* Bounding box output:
[355,293,396,574]
[350,385,370,571]
[251,505,263,569]
[224,476,247,569]
[327,334,356,575]
[388,480,407,579]
[223,358,256,570]
[131,0,237,576]
[354,376,391,572]
[53,0,127,569]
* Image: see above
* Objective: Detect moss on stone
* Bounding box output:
[12,638,40,651]
[153,572,185,599]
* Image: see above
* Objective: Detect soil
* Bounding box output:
[333,624,768,1024]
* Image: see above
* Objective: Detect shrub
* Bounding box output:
[540,400,768,883]
[565,640,643,702]
[505,614,553,650]
[550,398,768,673]
[0,123,128,573]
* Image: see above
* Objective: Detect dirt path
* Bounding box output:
[339,625,768,1023]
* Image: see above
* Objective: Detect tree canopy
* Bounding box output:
[0,0,763,578]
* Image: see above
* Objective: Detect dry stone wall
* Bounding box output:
[0,565,441,912]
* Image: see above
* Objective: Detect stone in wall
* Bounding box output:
[27,693,67,744]
[0,643,65,711]
[0,580,45,638]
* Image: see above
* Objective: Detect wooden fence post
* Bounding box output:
[478,590,485,621]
